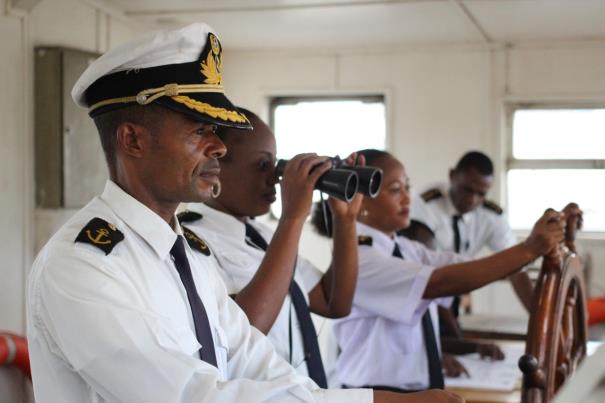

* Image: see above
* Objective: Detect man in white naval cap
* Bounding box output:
[26,23,463,403]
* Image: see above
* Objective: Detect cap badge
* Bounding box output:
[201,33,223,86]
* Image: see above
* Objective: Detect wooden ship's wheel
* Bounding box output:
[519,210,588,403]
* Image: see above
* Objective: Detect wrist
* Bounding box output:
[331,215,357,234]
[278,215,307,229]
[331,212,357,226]
[520,239,541,261]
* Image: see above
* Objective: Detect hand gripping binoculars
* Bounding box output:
[275,156,383,202]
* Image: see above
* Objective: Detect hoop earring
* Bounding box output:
[359,209,369,221]
[211,182,222,198]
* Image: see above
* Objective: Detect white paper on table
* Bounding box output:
[444,344,525,392]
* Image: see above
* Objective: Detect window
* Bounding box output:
[269,95,386,217]
[507,107,605,232]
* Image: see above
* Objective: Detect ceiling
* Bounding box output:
[102,0,605,50]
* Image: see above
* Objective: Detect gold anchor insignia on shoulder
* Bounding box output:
[86,228,112,245]
[75,217,124,255]
[182,226,211,256]
[358,235,373,246]
[421,188,443,202]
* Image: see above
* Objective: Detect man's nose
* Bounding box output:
[206,133,227,159]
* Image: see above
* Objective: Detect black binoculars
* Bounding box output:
[275,156,383,202]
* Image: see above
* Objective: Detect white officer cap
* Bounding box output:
[72,22,251,129]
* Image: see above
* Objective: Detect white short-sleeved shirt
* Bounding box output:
[27,180,371,403]
[184,203,324,378]
[410,185,517,257]
[334,222,465,390]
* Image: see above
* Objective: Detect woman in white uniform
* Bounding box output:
[311,149,576,393]
[180,109,363,389]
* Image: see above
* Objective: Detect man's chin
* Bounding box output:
[183,189,213,204]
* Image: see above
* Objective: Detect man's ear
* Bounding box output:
[116,122,150,159]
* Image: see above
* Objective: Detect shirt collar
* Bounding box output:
[444,188,468,223]
[356,221,396,255]
[187,202,247,241]
[100,180,180,260]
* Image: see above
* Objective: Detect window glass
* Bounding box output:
[513,109,605,159]
[271,97,386,218]
[273,99,385,159]
[508,169,605,232]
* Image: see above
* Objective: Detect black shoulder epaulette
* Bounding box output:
[421,188,443,202]
[182,226,211,256]
[483,199,503,215]
[177,211,203,224]
[358,235,373,246]
[75,217,124,255]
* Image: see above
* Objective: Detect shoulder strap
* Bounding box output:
[74,217,124,255]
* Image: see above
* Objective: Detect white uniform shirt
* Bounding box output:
[410,185,517,257]
[27,181,372,403]
[184,203,324,378]
[334,222,465,390]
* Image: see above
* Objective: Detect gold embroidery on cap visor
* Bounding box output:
[171,95,248,124]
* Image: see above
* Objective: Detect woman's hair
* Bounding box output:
[355,149,392,166]
[310,199,332,238]
[310,149,393,238]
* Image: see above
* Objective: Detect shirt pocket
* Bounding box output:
[213,326,230,380]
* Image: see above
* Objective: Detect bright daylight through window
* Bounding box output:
[507,108,605,232]
[270,96,386,218]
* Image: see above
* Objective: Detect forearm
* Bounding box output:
[424,242,538,299]
[509,270,534,312]
[234,218,305,334]
[441,337,479,355]
[438,306,463,338]
[312,216,358,317]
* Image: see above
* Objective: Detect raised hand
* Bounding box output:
[327,153,365,222]
[279,153,331,222]
[524,209,566,257]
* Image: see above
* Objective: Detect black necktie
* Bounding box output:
[452,215,462,253]
[451,215,462,318]
[170,236,218,367]
[244,221,328,388]
[392,242,444,389]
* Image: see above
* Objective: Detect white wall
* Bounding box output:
[0,0,139,331]
[223,40,605,315]
[0,0,136,401]
[223,45,503,204]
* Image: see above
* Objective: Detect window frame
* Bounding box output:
[505,102,605,236]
